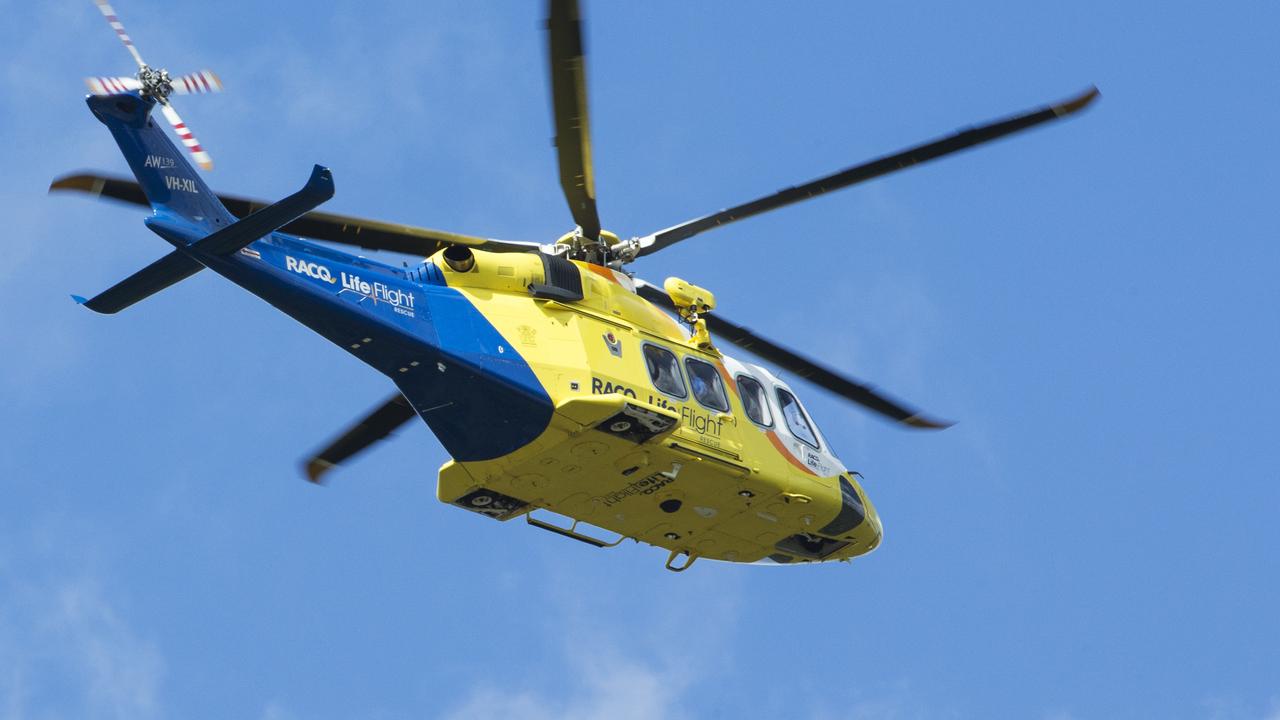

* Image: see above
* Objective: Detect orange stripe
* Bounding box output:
[715,361,740,405]
[582,262,620,284]
[766,429,817,476]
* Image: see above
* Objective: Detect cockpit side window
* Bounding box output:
[776,388,820,449]
[685,358,729,412]
[642,344,687,399]
[736,375,773,427]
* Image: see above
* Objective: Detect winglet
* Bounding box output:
[184,164,334,256]
[71,294,88,305]
[1052,85,1101,118]
[302,164,334,201]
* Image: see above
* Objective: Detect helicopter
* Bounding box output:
[51,0,1097,571]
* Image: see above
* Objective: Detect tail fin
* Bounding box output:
[77,92,335,314]
[86,92,234,232]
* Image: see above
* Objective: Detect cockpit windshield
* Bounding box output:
[776,388,819,449]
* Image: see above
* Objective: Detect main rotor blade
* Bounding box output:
[634,280,952,429]
[547,0,600,240]
[630,86,1100,258]
[303,393,418,483]
[49,172,544,257]
[93,0,146,69]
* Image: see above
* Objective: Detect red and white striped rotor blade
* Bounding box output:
[171,70,224,95]
[159,102,213,171]
[93,0,146,69]
[84,76,142,95]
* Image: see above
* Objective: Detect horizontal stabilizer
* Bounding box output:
[74,165,335,314]
[192,164,334,255]
[73,250,204,314]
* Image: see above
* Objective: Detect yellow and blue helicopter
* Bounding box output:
[52,0,1097,570]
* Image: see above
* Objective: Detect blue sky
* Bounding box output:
[2,1,1278,718]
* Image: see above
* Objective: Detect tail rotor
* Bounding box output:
[85,0,223,171]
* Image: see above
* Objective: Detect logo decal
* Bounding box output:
[338,272,416,318]
[593,463,682,508]
[679,405,724,437]
[591,377,637,398]
[163,175,199,194]
[805,450,831,475]
[517,325,537,346]
[603,331,622,357]
[285,256,336,284]
[144,154,176,169]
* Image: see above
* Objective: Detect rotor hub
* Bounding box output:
[135,65,173,101]
[556,228,621,265]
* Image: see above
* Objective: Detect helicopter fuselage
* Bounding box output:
[207,233,883,568]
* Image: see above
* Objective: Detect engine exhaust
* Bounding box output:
[442,245,475,273]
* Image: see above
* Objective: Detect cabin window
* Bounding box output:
[643,344,687,398]
[776,388,820,449]
[736,375,773,427]
[685,358,729,412]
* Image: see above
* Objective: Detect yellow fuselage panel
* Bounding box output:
[430,250,881,565]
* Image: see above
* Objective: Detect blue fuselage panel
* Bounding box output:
[195,235,552,462]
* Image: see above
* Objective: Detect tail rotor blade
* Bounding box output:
[171,70,223,95]
[93,0,146,69]
[158,102,213,171]
[85,76,142,95]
